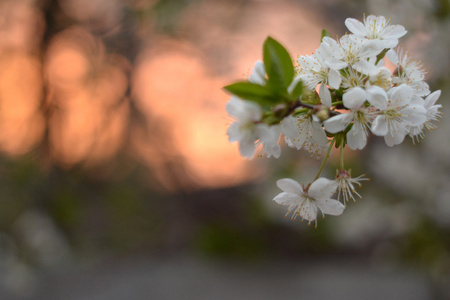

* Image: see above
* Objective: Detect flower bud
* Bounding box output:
[314,105,329,122]
[273,103,287,117]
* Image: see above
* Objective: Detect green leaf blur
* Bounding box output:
[223,81,278,106]
[263,36,294,93]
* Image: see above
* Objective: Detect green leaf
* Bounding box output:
[223,81,277,105]
[301,89,320,105]
[290,79,303,100]
[263,36,294,91]
[334,132,347,148]
[375,48,389,65]
[321,29,331,42]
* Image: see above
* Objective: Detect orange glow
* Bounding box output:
[0,0,336,190]
[0,53,44,155]
[45,27,129,167]
[132,39,260,189]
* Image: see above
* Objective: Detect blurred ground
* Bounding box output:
[0,256,433,300]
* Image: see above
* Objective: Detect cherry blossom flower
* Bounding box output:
[282,114,328,157]
[297,47,342,106]
[226,96,281,158]
[320,35,383,76]
[408,90,442,142]
[371,84,427,146]
[273,177,345,225]
[345,15,407,49]
[340,68,367,90]
[324,86,383,150]
[386,47,430,96]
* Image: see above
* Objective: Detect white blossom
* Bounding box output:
[368,67,392,90]
[324,86,381,150]
[273,177,345,225]
[282,114,328,157]
[386,48,430,96]
[226,96,281,158]
[408,90,442,142]
[345,15,407,48]
[320,35,383,76]
[371,84,427,146]
[297,47,342,107]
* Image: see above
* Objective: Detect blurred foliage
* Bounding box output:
[435,0,450,19]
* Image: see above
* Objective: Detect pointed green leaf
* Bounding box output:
[290,79,303,100]
[321,29,332,42]
[223,81,277,105]
[375,48,389,65]
[263,37,294,90]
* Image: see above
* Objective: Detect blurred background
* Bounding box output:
[0,0,449,299]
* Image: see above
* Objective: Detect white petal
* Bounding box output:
[410,81,430,97]
[308,177,336,200]
[319,83,332,107]
[383,25,407,39]
[225,96,243,119]
[299,200,318,222]
[276,178,303,195]
[249,60,266,85]
[384,132,396,147]
[410,95,425,106]
[425,90,441,107]
[401,105,427,126]
[255,124,280,144]
[343,87,366,109]
[353,60,379,76]
[328,69,341,89]
[390,84,413,107]
[347,124,367,150]
[281,116,298,139]
[384,129,406,146]
[311,121,329,147]
[260,125,282,158]
[249,73,264,85]
[315,199,345,216]
[264,143,281,158]
[247,103,264,122]
[322,37,340,51]
[238,137,256,158]
[317,43,346,70]
[366,86,388,110]
[273,192,302,206]
[327,60,348,71]
[227,122,243,142]
[254,60,265,77]
[386,49,399,64]
[345,18,367,36]
[324,113,353,133]
[358,40,384,59]
[380,38,399,49]
[371,115,388,136]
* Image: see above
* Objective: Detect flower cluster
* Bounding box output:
[224,15,442,226]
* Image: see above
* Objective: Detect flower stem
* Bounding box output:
[340,135,345,169]
[282,99,341,119]
[313,137,335,181]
